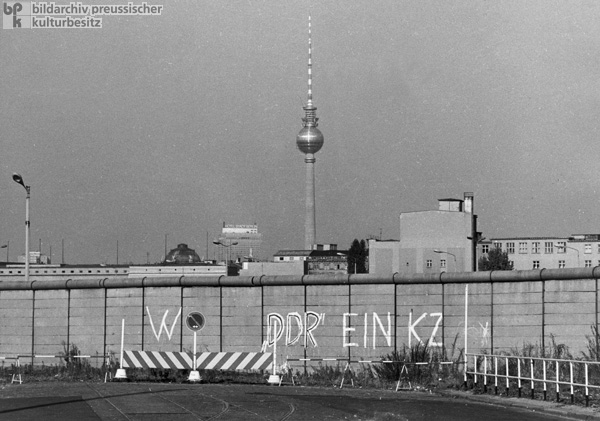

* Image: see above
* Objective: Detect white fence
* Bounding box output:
[466,353,600,406]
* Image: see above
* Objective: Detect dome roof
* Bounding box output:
[163,243,201,264]
[296,126,324,154]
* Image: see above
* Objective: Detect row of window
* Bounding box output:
[426,259,446,268]
[277,256,306,261]
[532,260,596,269]
[484,242,600,255]
[426,258,598,269]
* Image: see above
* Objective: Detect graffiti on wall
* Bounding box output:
[408,311,443,348]
[265,312,324,348]
[266,311,445,349]
[143,307,456,350]
[146,307,182,341]
[462,321,490,346]
[342,312,392,348]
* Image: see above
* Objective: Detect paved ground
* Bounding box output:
[0,382,598,420]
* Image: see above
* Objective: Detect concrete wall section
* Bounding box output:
[396,283,444,354]
[444,283,491,357]
[106,288,143,355]
[349,284,395,359]
[34,290,69,364]
[221,287,262,352]
[492,281,543,353]
[0,290,34,358]
[69,289,105,367]
[182,286,220,353]
[544,279,596,354]
[143,286,183,352]
[306,285,349,360]
[263,285,305,360]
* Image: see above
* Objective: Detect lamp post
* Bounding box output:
[212,240,239,264]
[434,249,457,272]
[12,173,30,283]
[164,234,168,261]
[0,243,7,262]
[556,244,580,267]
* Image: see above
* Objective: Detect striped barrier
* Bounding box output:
[122,351,272,371]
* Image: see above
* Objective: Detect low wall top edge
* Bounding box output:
[0,267,599,291]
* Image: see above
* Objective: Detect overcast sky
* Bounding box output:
[2,1,600,264]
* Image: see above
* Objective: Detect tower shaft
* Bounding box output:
[305,154,316,250]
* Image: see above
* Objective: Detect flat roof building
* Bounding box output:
[272,245,348,275]
[487,234,600,270]
[370,193,478,275]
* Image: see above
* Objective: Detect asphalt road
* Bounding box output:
[0,382,595,420]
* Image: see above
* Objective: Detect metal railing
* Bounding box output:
[283,357,460,389]
[466,353,600,406]
[0,354,113,384]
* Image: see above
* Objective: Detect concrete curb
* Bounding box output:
[435,388,600,420]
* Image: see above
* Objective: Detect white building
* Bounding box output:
[488,234,600,270]
[216,223,263,262]
[18,251,51,264]
[369,193,478,275]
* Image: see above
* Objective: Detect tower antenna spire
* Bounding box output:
[301,13,318,128]
[307,13,313,107]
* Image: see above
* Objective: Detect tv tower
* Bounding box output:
[296,14,324,250]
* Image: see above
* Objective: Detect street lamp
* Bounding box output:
[434,249,457,272]
[212,240,239,264]
[0,242,7,262]
[12,173,30,283]
[555,244,580,267]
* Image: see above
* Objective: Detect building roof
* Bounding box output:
[489,234,600,243]
[309,250,347,257]
[569,234,600,242]
[274,250,312,257]
[164,243,201,264]
[274,250,347,258]
[491,237,566,241]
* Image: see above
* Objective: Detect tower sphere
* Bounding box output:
[296,126,324,154]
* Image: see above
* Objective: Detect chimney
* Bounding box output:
[464,192,474,213]
[464,192,477,271]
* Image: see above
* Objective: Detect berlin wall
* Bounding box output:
[0,267,598,368]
